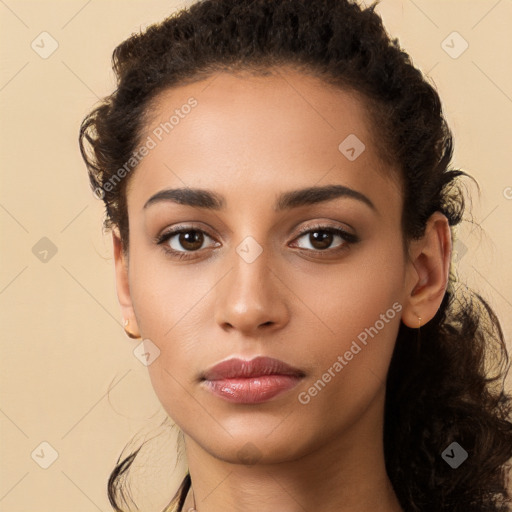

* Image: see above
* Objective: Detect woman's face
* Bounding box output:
[115,68,419,462]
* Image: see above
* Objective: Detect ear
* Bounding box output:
[113,228,141,338]
[401,211,452,328]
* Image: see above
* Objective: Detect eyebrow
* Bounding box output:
[143,184,377,213]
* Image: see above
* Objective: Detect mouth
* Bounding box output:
[200,356,306,404]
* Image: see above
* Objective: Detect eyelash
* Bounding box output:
[154,223,360,260]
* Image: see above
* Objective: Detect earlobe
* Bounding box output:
[401,212,452,329]
[112,229,141,338]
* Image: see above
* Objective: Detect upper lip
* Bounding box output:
[202,356,305,380]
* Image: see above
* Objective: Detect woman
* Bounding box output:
[79,0,512,510]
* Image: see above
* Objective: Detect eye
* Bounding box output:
[291,224,359,254]
[154,223,359,260]
[155,225,218,259]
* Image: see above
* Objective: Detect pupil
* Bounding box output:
[181,231,203,250]
[311,231,332,250]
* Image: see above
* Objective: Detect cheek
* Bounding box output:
[127,245,221,417]
[293,240,404,344]
[128,234,210,338]
[292,243,405,416]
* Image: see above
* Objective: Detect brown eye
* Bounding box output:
[156,227,217,256]
[176,230,205,251]
[294,227,350,252]
[307,230,335,250]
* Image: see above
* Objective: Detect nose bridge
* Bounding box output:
[230,234,273,306]
[214,230,288,333]
[228,211,274,286]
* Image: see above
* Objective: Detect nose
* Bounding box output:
[214,247,290,336]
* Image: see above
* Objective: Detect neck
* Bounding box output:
[180,387,403,512]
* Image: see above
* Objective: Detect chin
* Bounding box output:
[199,427,314,465]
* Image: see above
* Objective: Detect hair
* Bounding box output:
[78,0,512,510]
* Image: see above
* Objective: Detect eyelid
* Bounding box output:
[293,222,358,241]
[154,221,359,258]
[153,224,218,248]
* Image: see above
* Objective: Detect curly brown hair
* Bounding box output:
[79,0,512,510]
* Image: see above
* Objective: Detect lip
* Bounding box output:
[201,356,305,404]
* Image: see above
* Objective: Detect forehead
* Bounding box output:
[128,68,401,215]
[143,67,374,153]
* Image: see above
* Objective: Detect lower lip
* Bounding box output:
[202,375,303,404]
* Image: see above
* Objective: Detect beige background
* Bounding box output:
[0,1,511,511]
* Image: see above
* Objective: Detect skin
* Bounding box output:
[113,67,451,512]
